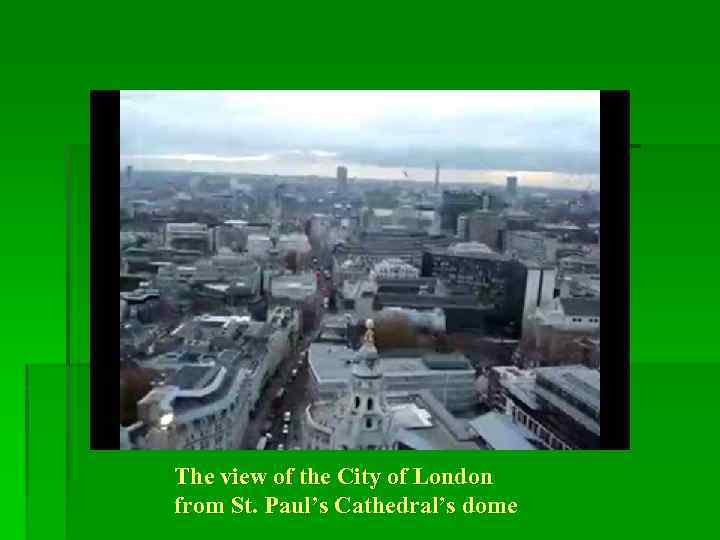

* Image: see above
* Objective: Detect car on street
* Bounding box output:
[265,432,273,441]
[282,423,290,436]
[276,444,285,451]
[283,411,292,422]
[290,368,298,379]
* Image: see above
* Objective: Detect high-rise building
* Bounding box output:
[337,166,348,189]
[440,190,487,231]
[506,176,518,201]
[125,165,133,185]
[434,161,440,192]
[467,209,503,249]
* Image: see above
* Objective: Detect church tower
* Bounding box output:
[330,320,393,450]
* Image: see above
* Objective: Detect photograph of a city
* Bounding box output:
[119,91,601,451]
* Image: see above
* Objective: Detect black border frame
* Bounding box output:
[598,90,630,449]
[91,90,121,449]
[91,90,630,450]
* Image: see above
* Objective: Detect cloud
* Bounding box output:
[121,90,599,176]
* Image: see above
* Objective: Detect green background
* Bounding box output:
[4,53,719,539]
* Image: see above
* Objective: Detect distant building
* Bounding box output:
[120,320,158,357]
[440,190,486,232]
[121,288,162,323]
[334,230,454,269]
[371,258,420,280]
[333,256,371,285]
[505,176,518,200]
[165,223,212,253]
[558,273,600,299]
[456,214,469,240]
[465,210,503,249]
[506,230,560,263]
[339,278,378,319]
[502,208,536,232]
[536,297,600,331]
[276,233,312,260]
[246,234,273,260]
[308,213,333,246]
[558,255,600,277]
[337,166,348,190]
[124,246,204,274]
[270,272,319,304]
[440,190,501,232]
[213,224,247,252]
[193,253,260,287]
[524,297,600,364]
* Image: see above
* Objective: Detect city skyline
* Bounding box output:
[121,91,600,190]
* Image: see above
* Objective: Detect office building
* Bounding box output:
[308,341,476,412]
[506,176,518,200]
[494,364,600,449]
[466,210,503,250]
[371,258,420,280]
[164,223,212,253]
[337,166,348,190]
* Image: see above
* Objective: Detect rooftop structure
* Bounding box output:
[497,364,600,449]
[468,411,540,450]
[304,320,483,450]
[165,223,211,253]
[270,272,318,303]
[276,233,312,257]
[246,234,273,260]
[371,258,420,280]
[308,341,476,412]
[134,349,250,450]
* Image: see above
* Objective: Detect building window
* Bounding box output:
[365,417,373,429]
[367,397,374,411]
[354,396,361,409]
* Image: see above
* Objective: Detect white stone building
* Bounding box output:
[303,321,483,451]
[370,258,420,280]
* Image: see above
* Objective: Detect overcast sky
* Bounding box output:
[121,90,600,187]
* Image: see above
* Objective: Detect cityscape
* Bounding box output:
[119,91,601,450]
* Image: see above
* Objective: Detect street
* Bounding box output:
[240,327,320,450]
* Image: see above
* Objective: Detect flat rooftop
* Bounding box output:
[468,412,540,450]
[309,346,472,384]
[166,364,221,391]
[560,297,600,317]
[535,365,600,412]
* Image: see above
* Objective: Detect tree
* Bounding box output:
[284,250,299,273]
[120,364,156,426]
[372,312,418,351]
[434,333,453,353]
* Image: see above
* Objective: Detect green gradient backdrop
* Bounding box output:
[5,59,720,540]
